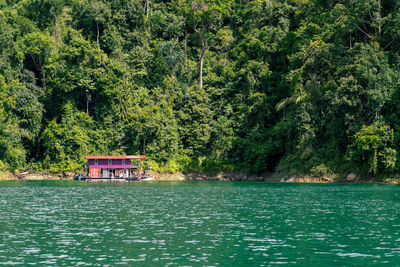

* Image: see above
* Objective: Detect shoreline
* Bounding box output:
[0,170,399,183]
[150,171,399,184]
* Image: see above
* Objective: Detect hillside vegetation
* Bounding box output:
[1,0,400,177]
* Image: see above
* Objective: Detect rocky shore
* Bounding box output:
[149,171,267,181]
[0,171,75,181]
[150,171,399,183]
[0,170,399,183]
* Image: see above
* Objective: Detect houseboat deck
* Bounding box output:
[79,176,154,182]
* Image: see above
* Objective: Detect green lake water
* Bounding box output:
[0,181,399,266]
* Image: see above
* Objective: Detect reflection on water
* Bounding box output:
[0,181,399,265]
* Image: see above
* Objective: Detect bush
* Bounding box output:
[0,160,8,172]
[352,119,397,174]
[310,164,331,177]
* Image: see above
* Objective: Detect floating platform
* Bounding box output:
[78,176,154,182]
[88,178,128,183]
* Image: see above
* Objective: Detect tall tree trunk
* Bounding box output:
[145,0,149,17]
[145,0,151,46]
[199,27,206,89]
[184,21,190,87]
[377,0,382,37]
[96,22,100,47]
[86,92,89,115]
[42,70,46,91]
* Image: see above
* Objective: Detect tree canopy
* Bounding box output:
[1,0,400,176]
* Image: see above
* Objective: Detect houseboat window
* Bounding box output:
[95,159,98,165]
[122,159,125,165]
[108,159,112,165]
[132,162,140,168]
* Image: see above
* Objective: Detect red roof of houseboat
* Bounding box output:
[85,155,146,159]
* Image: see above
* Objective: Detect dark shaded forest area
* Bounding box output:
[1,0,400,177]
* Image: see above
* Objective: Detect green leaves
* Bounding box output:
[1,0,400,178]
[353,119,397,174]
[41,102,99,171]
[0,75,25,171]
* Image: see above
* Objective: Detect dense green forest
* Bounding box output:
[1,0,400,177]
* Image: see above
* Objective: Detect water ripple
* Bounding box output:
[0,181,399,265]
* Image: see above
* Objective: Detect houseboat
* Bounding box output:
[80,155,153,182]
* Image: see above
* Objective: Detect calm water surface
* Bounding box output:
[0,181,399,266]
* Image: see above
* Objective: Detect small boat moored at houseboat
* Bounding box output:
[77,155,154,182]
[139,176,154,181]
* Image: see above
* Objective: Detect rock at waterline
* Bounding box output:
[346,172,357,182]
